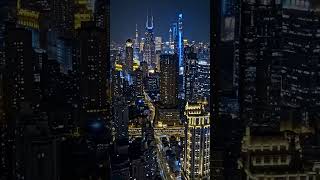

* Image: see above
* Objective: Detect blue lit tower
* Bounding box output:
[143,11,156,69]
[177,13,184,75]
[173,13,185,98]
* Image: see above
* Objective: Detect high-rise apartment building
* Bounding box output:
[184,102,210,180]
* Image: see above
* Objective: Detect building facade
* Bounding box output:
[184,102,210,180]
[159,54,179,108]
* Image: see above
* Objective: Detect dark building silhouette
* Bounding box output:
[239,0,282,127]
[14,116,60,180]
[52,0,75,37]
[76,22,108,130]
[236,0,320,179]
[129,138,146,180]
[4,28,34,114]
[159,54,179,108]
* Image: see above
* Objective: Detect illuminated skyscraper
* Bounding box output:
[169,28,174,50]
[134,69,144,97]
[134,24,140,61]
[113,99,129,142]
[125,39,133,74]
[184,102,210,180]
[155,36,162,51]
[171,22,178,50]
[140,37,145,53]
[112,68,124,99]
[177,13,184,75]
[171,14,185,98]
[184,48,198,102]
[155,50,161,71]
[160,54,179,108]
[196,59,210,101]
[143,13,156,69]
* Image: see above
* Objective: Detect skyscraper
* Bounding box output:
[52,0,75,37]
[184,48,198,102]
[281,0,320,111]
[184,102,210,180]
[134,68,144,97]
[237,0,320,179]
[177,13,184,76]
[143,13,156,69]
[4,28,34,113]
[155,36,162,51]
[113,99,129,142]
[169,28,174,50]
[172,14,185,98]
[77,22,108,130]
[134,24,140,61]
[94,0,108,30]
[56,37,73,74]
[160,54,179,108]
[239,0,282,126]
[196,60,210,101]
[112,69,124,99]
[125,39,133,74]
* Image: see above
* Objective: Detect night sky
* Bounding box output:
[111,0,210,44]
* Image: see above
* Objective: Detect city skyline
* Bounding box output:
[1,0,320,180]
[110,0,210,43]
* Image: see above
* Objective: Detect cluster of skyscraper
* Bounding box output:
[110,10,211,179]
[2,0,320,180]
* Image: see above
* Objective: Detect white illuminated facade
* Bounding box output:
[184,102,210,180]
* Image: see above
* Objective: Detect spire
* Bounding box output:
[135,24,139,47]
[135,24,139,39]
[169,28,173,43]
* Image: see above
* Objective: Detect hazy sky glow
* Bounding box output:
[110,0,210,43]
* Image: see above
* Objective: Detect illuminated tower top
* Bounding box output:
[146,10,154,30]
[169,28,172,44]
[126,39,133,47]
